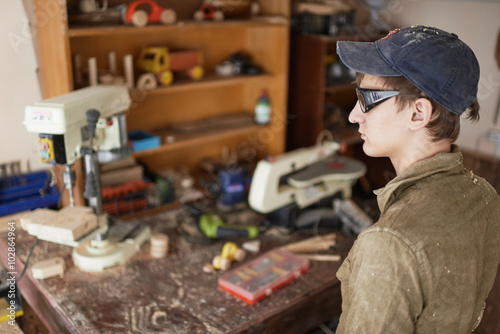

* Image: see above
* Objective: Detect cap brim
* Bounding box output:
[337,41,401,77]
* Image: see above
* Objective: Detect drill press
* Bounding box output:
[24,85,151,272]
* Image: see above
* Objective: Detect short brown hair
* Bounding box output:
[355,73,480,142]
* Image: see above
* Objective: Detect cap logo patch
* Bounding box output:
[384,28,400,39]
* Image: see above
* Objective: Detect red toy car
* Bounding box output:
[123,0,176,27]
[193,3,224,22]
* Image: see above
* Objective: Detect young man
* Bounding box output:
[335,25,500,333]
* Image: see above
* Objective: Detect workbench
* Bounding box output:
[0,208,353,333]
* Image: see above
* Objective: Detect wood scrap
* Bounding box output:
[99,156,137,172]
[31,257,65,279]
[150,233,169,258]
[281,233,340,261]
[202,263,216,273]
[297,254,341,262]
[21,208,57,232]
[100,165,144,187]
[23,206,98,242]
[242,240,261,253]
[280,233,336,253]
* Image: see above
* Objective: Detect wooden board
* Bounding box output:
[100,165,144,187]
[23,207,98,242]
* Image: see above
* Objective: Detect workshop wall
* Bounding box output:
[383,0,500,156]
[0,1,43,171]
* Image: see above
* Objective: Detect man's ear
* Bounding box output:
[410,98,433,130]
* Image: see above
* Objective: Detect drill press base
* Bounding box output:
[72,222,151,272]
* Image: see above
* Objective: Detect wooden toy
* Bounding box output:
[212,242,246,271]
[193,2,224,22]
[123,0,176,27]
[136,47,204,89]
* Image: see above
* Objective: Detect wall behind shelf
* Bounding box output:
[0,0,44,171]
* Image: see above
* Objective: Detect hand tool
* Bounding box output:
[181,203,259,239]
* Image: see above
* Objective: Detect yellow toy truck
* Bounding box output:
[136,47,204,88]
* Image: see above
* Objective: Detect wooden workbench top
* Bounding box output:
[0,209,353,334]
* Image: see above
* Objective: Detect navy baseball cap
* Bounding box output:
[337,25,480,115]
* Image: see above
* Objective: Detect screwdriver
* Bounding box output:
[198,212,259,239]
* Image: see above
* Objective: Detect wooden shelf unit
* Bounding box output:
[67,19,285,38]
[135,123,272,172]
[129,73,273,96]
[287,33,380,150]
[33,0,290,174]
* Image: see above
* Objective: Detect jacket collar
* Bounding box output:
[374,144,463,213]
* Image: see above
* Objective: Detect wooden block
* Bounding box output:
[22,208,58,234]
[99,156,137,172]
[242,240,261,253]
[297,254,341,262]
[31,257,65,279]
[25,206,98,241]
[150,233,169,258]
[100,165,144,187]
[169,50,202,71]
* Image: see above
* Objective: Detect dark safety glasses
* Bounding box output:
[355,88,400,113]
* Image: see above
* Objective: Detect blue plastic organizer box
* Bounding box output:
[0,170,59,217]
[128,130,160,152]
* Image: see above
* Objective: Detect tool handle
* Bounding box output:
[216,226,259,239]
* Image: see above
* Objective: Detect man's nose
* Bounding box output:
[348,101,364,124]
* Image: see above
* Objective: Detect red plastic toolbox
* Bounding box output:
[218,248,310,305]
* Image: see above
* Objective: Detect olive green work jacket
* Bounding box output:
[336,145,500,333]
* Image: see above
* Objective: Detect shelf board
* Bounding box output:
[130,74,273,97]
[68,19,288,38]
[301,32,388,44]
[133,123,267,158]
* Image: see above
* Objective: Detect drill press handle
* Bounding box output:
[82,109,104,215]
[86,109,100,144]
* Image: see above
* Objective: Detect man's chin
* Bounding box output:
[362,143,384,158]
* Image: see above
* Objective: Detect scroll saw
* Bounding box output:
[248,141,366,228]
[24,85,150,272]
